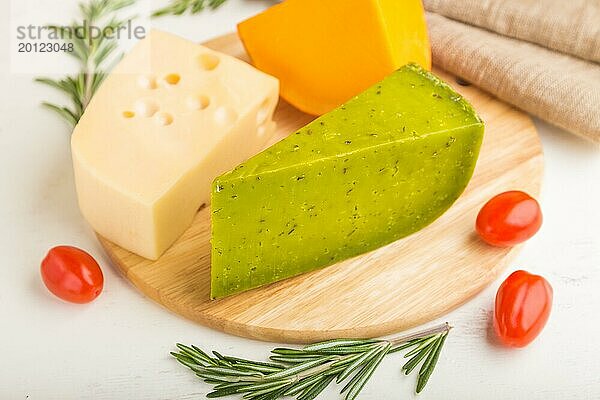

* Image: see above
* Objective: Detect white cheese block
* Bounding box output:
[71,30,279,260]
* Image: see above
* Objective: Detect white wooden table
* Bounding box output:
[1,1,599,398]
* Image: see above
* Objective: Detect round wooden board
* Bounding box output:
[98,33,543,343]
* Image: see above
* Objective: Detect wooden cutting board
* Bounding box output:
[98,33,543,344]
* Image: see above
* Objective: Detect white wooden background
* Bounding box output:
[1,1,599,399]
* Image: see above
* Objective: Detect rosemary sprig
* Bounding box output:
[172,323,451,399]
[152,0,228,17]
[35,0,136,127]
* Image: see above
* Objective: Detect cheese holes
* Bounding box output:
[214,106,238,125]
[138,75,157,90]
[187,95,210,110]
[198,53,220,71]
[154,112,174,126]
[164,73,181,85]
[257,123,268,138]
[256,98,271,125]
[134,99,159,117]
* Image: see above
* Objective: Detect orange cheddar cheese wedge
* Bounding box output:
[238,0,431,116]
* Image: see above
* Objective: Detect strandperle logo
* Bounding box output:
[15,19,146,43]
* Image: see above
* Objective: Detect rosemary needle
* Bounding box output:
[152,0,228,17]
[35,0,136,128]
[172,322,451,399]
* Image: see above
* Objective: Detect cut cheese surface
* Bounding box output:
[211,64,484,298]
[238,0,431,115]
[72,30,279,260]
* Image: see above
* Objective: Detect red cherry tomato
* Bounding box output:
[494,270,552,347]
[476,191,542,247]
[41,246,104,304]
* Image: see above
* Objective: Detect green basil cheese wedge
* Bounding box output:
[210,64,484,299]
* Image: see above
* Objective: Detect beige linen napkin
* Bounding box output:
[424,0,600,63]
[426,12,600,144]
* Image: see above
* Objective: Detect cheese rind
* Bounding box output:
[238,0,431,115]
[211,64,484,298]
[71,30,279,259]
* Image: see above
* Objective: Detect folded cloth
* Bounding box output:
[423,0,600,64]
[426,12,600,144]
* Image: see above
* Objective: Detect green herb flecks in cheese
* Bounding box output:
[211,64,484,298]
